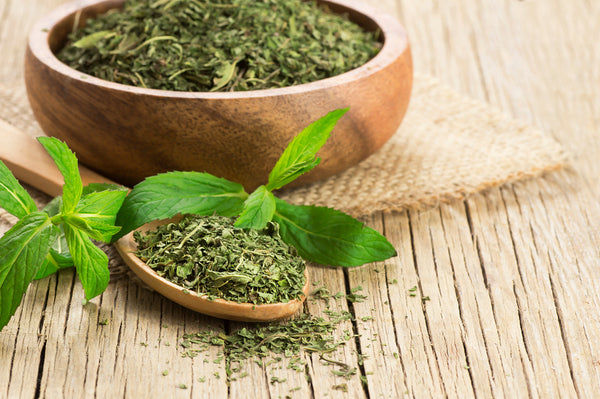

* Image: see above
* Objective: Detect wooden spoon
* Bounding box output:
[0,119,309,322]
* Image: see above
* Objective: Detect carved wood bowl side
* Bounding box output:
[25,0,412,191]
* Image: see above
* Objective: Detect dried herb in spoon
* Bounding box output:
[56,0,381,92]
[134,214,306,304]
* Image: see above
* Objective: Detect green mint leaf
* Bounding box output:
[234,185,276,230]
[114,171,248,241]
[0,160,37,218]
[63,215,122,243]
[272,198,397,267]
[42,196,62,217]
[69,189,128,242]
[64,224,109,301]
[76,188,128,220]
[35,253,63,280]
[0,212,58,329]
[37,137,82,213]
[266,108,348,191]
[35,231,73,280]
[211,60,238,92]
[82,183,126,196]
[36,198,73,279]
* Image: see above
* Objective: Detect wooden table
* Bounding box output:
[1,0,599,397]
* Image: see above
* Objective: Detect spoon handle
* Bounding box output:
[0,118,117,197]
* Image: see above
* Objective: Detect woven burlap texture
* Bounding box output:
[0,74,567,222]
[278,75,568,215]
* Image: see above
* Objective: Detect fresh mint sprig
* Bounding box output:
[114,108,397,267]
[0,137,127,330]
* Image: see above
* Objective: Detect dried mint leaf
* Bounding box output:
[134,214,306,304]
[57,0,381,92]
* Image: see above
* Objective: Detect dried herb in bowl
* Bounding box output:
[134,214,307,304]
[56,0,381,92]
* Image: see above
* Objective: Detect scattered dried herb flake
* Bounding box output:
[179,310,354,382]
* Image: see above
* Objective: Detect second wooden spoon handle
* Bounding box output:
[0,118,118,197]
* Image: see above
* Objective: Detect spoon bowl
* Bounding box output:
[0,119,308,322]
[115,218,309,322]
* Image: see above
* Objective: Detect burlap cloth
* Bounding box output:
[0,74,568,278]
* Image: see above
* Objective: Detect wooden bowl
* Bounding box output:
[25,0,412,191]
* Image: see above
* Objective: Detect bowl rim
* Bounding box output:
[28,0,410,99]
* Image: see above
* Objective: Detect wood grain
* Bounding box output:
[1,0,600,398]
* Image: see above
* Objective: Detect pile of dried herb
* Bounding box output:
[57,0,381,91]
[179,310,357,382]
[134,214,306,304]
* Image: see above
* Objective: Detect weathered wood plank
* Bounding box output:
[380,212,446,398]
[408,208,475,398]
[305,266,366,399]
[465,191,542,397]
[346,214,409,398]
[498,184,578,397]
[35,272,229,398]
[508,175,600,397]
[439,202,526,397]
[399,1,600,397]
[2,0,600,397]
[1,276,50,399]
